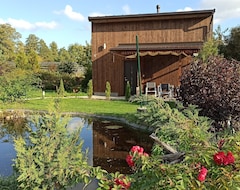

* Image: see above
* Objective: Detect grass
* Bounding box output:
[26,89,87,98]
[0,97,140,121]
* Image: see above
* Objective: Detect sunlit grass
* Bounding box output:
[0,98,139,120]
[27,89,87,98]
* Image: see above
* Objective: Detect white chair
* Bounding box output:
[145,82,157,97]
[158,84,174,98]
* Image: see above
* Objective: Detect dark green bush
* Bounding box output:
[37,71,82,92]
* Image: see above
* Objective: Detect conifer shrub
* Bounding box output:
[57,78,65,96]
[105,81,111,100]
[179,56,240,131]
[87,79,93,98]
[125,81,131,101]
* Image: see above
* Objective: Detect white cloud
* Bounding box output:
[122,5,131,14]
[177,7,193,12]
[63,5,85,21]
[0,18,58,31]
[200,0,240,24]
[7,18,35,30]
[35,21,58,29]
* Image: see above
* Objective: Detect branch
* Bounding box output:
[149,133,185,164]
[149,133,177,154]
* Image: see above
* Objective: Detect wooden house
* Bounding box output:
[88,9,215,96]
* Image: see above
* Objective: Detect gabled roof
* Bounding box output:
[88,9,215,23]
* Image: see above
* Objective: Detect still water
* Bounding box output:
[0,115,153,176]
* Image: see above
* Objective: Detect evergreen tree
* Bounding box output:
[58,78,65,96]
[87,79,93,98]
[105,81,111,100]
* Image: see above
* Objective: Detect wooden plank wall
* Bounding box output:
[91,15,213,96]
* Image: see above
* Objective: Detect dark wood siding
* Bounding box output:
[90,10,214,96]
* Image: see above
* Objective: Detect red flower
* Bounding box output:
[198,166,208,182]
[130,145,144,154]
[213,151,235,165]
[114,177,131,189]
[225,151,235,165]
[213,152,226,165]
[126,155,134,167]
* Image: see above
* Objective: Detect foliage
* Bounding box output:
[25,34,39,54]
[198,38,218,62]
[14,101,91,189]
[58,48,71,63]
[179,56,240,131]
[105,81,111,100]
[15,41,29,70]
[97,97,240,189]
[38,71,82,92]
[38,39,52,62]
[27,49,40,72]
[57,78,65,96]
[0,69,37,102]
[130,96,210,131]
[0,175,19,189]
[0,24,21,62]
[49,41,59,62]
[222,26,240,61]
[81,64,92,92]
[58,62,77,74]
[87,79,93,98]
[125,81,131,101]
[124,131,240,189]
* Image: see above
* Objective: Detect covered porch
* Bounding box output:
[110,42,201,96]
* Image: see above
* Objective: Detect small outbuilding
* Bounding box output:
[88,8,215,96]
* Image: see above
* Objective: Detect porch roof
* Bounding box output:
[110,42,203,51]
[110,42,203,57]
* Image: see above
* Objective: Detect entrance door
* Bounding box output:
[124,60,137,95]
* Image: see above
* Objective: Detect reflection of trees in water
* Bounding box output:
[0,115,29,142]
[0,114,153,175]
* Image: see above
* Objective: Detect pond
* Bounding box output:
[0,114,153,177]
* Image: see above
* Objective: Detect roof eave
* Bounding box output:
[88,9,215,23]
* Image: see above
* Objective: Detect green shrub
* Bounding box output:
[87,79,93,98]
[125,81,131,101]
[14,100,91,189]
[0,69,37,102]
[37,71,82,92]
[57,78,65,96]
[0,175,18,189]
[105,81,111,100]
[98,97,240,189]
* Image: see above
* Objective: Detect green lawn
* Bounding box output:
[27,89,87,98]
[0,97,140,120]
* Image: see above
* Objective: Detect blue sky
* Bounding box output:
[0,0,240,49]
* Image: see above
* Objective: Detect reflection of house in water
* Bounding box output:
[92,119,153,174]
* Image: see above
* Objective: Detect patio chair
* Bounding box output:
[158,83,174,98]
[145,82,157,97]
